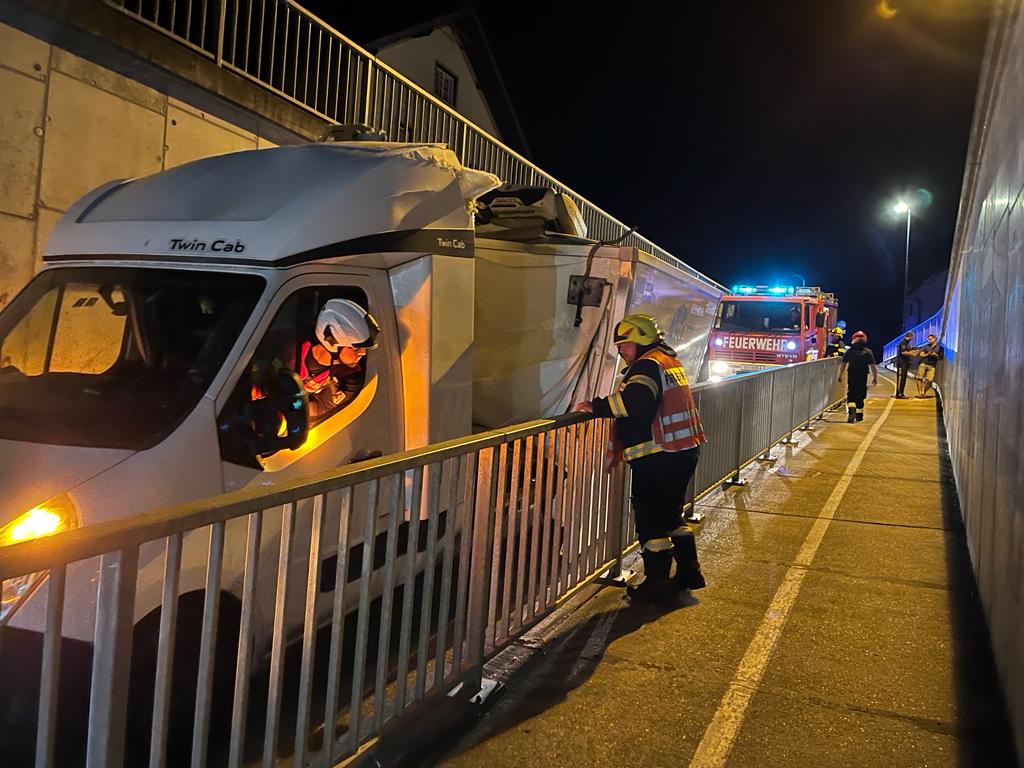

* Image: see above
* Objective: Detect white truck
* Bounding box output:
[0,141,722,756]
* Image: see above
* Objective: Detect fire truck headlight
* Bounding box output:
[786,341,798,351]
[714,337,724,347]
[711,361,731,375]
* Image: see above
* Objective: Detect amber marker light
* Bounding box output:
[4,507,63,544]
[0,494,80,624]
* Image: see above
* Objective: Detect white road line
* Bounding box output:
[688,392,899,768]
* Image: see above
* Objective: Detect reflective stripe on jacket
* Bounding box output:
[606,348,707,467]
[300,340,332,393]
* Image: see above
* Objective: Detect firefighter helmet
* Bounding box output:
[851,330,867,343]
[316,299,380,353]
[831,326,845,337]
[613,314,664,346]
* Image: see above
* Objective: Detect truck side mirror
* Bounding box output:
[816,312,826,328]
[245,369,310,457]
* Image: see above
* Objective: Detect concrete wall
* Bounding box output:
[940,1,1024,757]
[0,21,280,309]
[376,26,502,140]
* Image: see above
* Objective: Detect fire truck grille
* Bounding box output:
[719,349,778,364]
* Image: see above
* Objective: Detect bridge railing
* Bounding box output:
[882,309,944,362]
[0,358,842,768]
[100,0,722,289]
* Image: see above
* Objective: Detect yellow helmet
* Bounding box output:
[831,326,845,336]
[614,314,664,346]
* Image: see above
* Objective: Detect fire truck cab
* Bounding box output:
[707,285,839,379]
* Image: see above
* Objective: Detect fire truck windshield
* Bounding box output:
[717,300,802,334]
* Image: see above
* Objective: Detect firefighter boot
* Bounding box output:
[847,404,856,423]
[670,528,706,590]
[626,547,674,604]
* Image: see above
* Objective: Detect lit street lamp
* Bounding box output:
[894,199,912,330]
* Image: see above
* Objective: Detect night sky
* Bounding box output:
[311,1,991,354]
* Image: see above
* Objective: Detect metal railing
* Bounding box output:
[882,309,943,362]
[0,358,843,767]
[100,0,724,290]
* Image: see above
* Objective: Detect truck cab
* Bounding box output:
[0,142,502,639]
[0,141,724,645]
[707,285,839,380]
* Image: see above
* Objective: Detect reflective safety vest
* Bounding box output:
[299,340,333,393]
[606,348,707,468]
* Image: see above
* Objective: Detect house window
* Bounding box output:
[434,63,457,107]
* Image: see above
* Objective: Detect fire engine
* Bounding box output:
[707,285,840,379]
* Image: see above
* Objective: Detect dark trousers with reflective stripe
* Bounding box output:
[896,361,910,396]
[847,376,868,414]
[628,446,701,545]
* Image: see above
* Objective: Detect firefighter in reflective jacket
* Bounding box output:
[575,314,708,603]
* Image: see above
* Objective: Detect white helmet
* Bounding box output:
[315,299,379,353]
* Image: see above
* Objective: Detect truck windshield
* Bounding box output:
[0,267,264,449]
[717,300,802,334]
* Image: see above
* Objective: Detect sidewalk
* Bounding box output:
[427,379,1018,767]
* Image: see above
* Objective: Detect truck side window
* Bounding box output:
[219,286,373,465]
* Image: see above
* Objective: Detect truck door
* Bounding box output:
[216,273,402,490]
[214,273,403,639]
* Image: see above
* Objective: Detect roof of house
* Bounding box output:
[342,7,532,159]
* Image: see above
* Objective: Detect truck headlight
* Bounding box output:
[1,495,79,625]
[711,361,731,375]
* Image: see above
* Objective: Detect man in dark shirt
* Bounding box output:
[916,334,943,397]
[837,330,878,422]
[895,331,916,399]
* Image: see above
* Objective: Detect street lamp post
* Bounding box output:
[894,200,912,329]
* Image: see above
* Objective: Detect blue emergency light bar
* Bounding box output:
[731,285,797,296]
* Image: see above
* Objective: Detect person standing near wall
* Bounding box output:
[916,334,943,398]
[837,330,878,422]
[574,314,708,604]
[895,331,916,399]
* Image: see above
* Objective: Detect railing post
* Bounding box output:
[459,121,469,164]
[215,0,227,66]
[799,364,815,431]
[619,464,634,563]
[816,363,828,420]
[757,372,777,461]
[724,378,749,486]
[465,445,498,694]
[683,462,703,524]
[35,566,66,768]
[606,457,627,577]
[362,58,374,127]
[87,547,139,768]
[780,367,799,444]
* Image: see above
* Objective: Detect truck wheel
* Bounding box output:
[126,592,242,767]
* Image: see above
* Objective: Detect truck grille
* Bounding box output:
[718,348,778,364]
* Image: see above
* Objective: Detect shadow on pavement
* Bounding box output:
[415,589,698,766]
